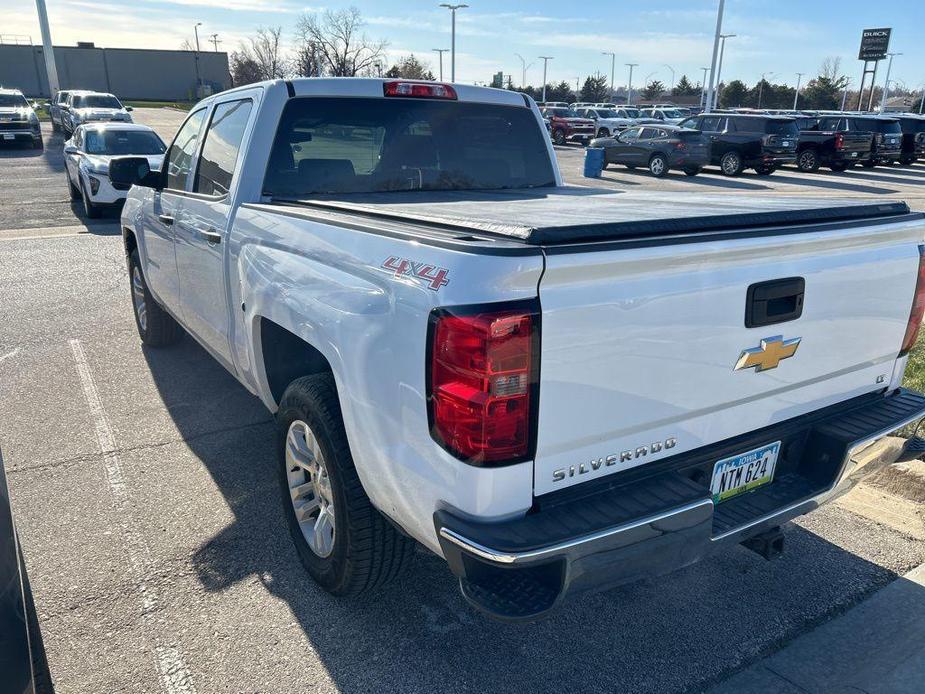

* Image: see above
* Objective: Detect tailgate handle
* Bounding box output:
[745,277,805,328]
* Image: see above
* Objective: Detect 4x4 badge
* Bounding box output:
[382,256,449,291]
[734,335,801,372]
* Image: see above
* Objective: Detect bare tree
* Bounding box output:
[384,54,435,80]
[820,57,843,82]
[180,39,195,51]
[295,7,387,77]
[230,51,263,87]
[294,41,324,78]
[230,27,289,85]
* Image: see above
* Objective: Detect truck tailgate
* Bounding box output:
[534,214,925,495]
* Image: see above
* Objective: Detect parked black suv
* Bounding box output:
[894,115,925,166]
[590,125,709,177]
[792,116,873,172]
[815,115,902,167]
[678,113,798,176]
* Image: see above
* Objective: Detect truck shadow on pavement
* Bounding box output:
[142,336,925,694]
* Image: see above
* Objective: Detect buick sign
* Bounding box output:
[858,27,891,61]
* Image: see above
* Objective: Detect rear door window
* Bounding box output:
[194,99,253,196]
[700,116,723,132]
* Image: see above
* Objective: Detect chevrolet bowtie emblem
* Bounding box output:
[734,335,801,372]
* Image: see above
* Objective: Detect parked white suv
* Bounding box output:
[0,88,42,149]
[64,123,165,217]
[576,106,636,137]
[64,91,133,135]
[112,78,925,621]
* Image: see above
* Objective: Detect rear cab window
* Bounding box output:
[263,97,556,197]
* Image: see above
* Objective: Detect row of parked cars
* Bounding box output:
[584,109,925,178]
[49,89,135,136]
[538,102,695,144]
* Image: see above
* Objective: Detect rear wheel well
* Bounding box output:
[260,318,333,406]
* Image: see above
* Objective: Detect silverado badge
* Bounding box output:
[734,335,801,372]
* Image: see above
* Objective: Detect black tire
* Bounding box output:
[829,162,849,172]
[861,161,877,168]
[129,250,181,347]
[277,374,415,596]
[51,118,60,133]
[552,129,566,146]
[648,153,668,178]
[597,128,610,138]
[899,154,916,166]
[754,165,776,176]
[797,149,819,172]
[625,163,637,170]
[67,171,81,200]
[32,139,43,151]
[80,180,100,219]
[683,167,701,176]
[719,150,744,176]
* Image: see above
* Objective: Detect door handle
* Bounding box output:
[158,214,174,226]
[197,227,222,245]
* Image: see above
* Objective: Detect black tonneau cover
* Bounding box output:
[278,188,913,245]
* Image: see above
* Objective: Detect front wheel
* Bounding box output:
[720,151,744,176]
[67,171,81,199]
[80,179,101,219]
[797,149,819,172]
[648,153,668,178]
[861,161,877,168]
[899,154,916,166]
[829,162,849,172]
[552,129,566,146]
[597,128,610,138]
[129,250,181,347]
[683,167,701,176]
[278,374,415,596]
[754,165,776,176]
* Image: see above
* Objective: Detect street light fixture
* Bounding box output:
[880,52,902,112]
[602,51,616,99]
[704,0,727,114]
[663,64,675,91]
[439,4,468,82]
[432,48,449,81]
[700,66,710,109]
[515,53,534,89]
[713,33,736,109]
[539,56,553,102]
[193,22,202,95]
[757,71,775,108]
[793,72,804,110]
[625,63,638,106]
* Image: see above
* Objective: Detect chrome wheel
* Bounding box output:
[649,155,666,176]
[721,152,741,175]
[132,266,147,332]
[285,419,336,558]
[798,150,817,171]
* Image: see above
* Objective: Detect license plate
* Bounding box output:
[2,133,13,140]
[851,151,858,157]
[782,140,792,147]
[710,441,780,504]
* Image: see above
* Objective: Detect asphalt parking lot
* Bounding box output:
[2,112,925,694]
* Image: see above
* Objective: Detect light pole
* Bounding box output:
[34,0,60,95]
[757,71,775,108]
[539,56,553,102]
[663,64,675,91]
[713,33,735,109]
[700,66,710,109]
[880,52,902,112]
[602,51,616,99]
[841,78,851,111]
[514,53,533,88]
[625,63,638,105]
[439,4,468,83]
[704,0,726,114]
[793,72,804,110]
[193,22,202,96]
[433,48,448,81]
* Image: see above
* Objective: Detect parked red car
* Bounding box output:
[540,107,595,146]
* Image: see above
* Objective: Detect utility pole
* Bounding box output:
[34,0,60,96]
[713,33,735,110]
[539,56,553,102]
[433,48,448,81]
[439,4,468,82]
[700,66,709,109]
[841,79,851,111]
[793,72,804,110]
[193,22,202,96]
[663,64,675,91]
[625,63,638,105]
[704,0,725,114]
[209,33,221,52]
[880,52,902,112]
[514,53,533,88]
[757,71,775,108]
[602,51,616,99]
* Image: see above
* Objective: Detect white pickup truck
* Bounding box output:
[112,78,925,621]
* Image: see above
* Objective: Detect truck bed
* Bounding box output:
[277,188,914,245]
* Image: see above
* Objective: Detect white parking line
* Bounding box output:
[69,338,197,694]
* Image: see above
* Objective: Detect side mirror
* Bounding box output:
[63,144,78,155]
[125,106,134,112]
[109,156,160,190]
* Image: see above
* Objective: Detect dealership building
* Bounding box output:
[0,41,231,100]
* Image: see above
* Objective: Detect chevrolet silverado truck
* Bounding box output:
[112,78,925,621]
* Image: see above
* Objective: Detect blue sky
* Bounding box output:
[6,0,923,93]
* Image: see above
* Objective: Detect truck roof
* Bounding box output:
[280,189,913,246]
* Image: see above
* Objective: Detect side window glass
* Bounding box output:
[165,108,206,191]
[195,99,253,196]
[700,116,720,131]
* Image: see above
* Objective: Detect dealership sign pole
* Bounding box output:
[34,0,60,96]
[856,27,891,111]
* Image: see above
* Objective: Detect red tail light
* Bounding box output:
[383,81,457,99]
[674,141,687,150]
[834,133,844,150]
[900,245,925,357]
[428,304,538,465]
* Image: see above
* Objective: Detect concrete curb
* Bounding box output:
[707,561,925,693]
